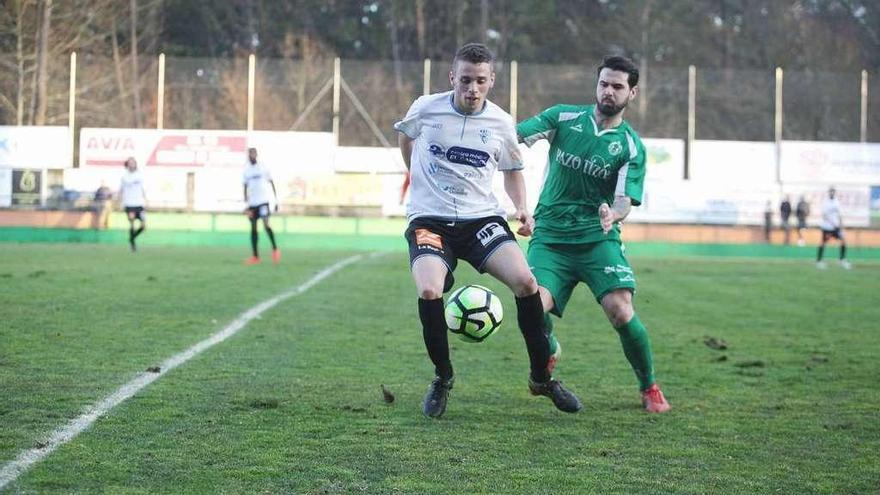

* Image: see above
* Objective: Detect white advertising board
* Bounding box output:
[0,168,11,207]
[0,126,72,169]
[689,140,776,183]
[79,128,335,172]
[332,146,406,174]
[644,138,686,182]
[780,141,880,185]
[64,168,189,209]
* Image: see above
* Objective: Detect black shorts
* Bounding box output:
[404,216,516,293]
[821,228,844,241]
[797,218,807,229]
[124,206,145,221]
[248,203,271,219]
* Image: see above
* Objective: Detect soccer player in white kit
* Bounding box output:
[120,157,147,252]
[395,43,581,418]
[816,187,851,269]
[243,147,280,265]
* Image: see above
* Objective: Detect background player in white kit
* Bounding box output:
[119,157,147,252]
[816,187,851,269]
[243,147,280,265]
[396,43,581,418]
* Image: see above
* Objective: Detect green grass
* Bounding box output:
[1,244,878,493]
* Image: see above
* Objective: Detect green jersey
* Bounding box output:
[517,104,646,244]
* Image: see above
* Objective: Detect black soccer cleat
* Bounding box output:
[528,377,582,413]
[422,376,454,418]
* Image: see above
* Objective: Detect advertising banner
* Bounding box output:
[644,138,686,182]
[332,146,406,174]
[689,140,776,183]
[871,186,880,227]
[0,126,71,169]
[780,141,880,185]
[0,168,11,207]
[79,128,335,172]
[65,168,189,209]
[11,169,42,206]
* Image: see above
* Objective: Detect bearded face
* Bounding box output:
[595,68,637,117]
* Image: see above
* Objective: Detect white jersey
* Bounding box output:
[243,162,274,207]
[820,197,842,230]
[119,170,145,207]
[394,91,523,221]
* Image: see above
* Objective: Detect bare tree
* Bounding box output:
[130,0,141,127]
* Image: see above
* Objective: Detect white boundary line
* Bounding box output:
[0,253,371,490]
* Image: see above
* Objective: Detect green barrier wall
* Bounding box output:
[2,223,879,261]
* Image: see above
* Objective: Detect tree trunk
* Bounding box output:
[15,0,29,125]
[480,0,489,44]
[130,0,142,127]
[638,0,653,122]
[415,0,425,59]
[34,0,52,125]
[389,0,403,96]
[110,16,128,116]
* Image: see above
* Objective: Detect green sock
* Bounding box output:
[543,312,554,335]
[543,313,560,355]
[615,314,655,391]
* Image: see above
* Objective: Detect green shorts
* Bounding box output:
[527,239,636,317]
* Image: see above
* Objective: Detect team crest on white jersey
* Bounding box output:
[479,129,491,143]
[608,141,623,156]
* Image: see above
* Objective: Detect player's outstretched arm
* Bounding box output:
[503,170,534,236]
[599,195,633,234]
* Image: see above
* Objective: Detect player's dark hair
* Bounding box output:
[453,43,495,67]
[598,56,639,88]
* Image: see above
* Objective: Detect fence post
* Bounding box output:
[423,59,431,96]
[68,52,76,168]
[510,60,518,121]
[157,53,165,129]
[861,70,868,143]
[686,65,695,180]
[332,57,341,145]
[247,53,256,131]
[774,67,783,183]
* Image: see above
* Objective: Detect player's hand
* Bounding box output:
[514,209,534,237]
[598,202,614,234]
[244,208,253,219]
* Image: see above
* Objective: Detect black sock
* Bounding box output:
[840,244,847,260]
[129,227,136,248]
[265,226,277,250]
[133,225,144,239]
[817,245,825,261]
[516,292,551,383]
[250,221,259,257]
[418,298,452,380]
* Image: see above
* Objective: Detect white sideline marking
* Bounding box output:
[0,253,373,490]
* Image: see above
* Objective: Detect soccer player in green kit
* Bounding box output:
[516,56,671,413]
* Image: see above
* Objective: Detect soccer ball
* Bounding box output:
[444,285,503,343]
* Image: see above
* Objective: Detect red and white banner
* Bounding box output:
[79,128,335,171]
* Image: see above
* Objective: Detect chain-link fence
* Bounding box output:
[0,54,876,145]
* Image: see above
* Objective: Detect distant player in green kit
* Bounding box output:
[517,56,670,413]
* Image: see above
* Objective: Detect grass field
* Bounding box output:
[1,243,879,493]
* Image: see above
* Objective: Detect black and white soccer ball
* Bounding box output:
[444,284,503,343]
